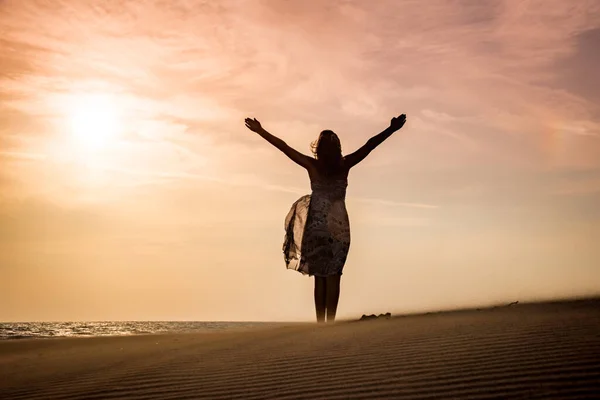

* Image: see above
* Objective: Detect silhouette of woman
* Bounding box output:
[245,114,407,323]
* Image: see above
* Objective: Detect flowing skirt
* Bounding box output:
[283,194,350,276]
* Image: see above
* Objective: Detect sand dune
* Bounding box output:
[1,299,599,399]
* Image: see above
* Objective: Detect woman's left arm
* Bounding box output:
[344,114,407,169]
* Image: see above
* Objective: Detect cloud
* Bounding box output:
[550,167,600,196]
[0,151,48,161]
[350,196,438,209]
[1,0,600,210]
[552,27,600,113]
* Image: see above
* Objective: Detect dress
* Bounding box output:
[283,176,350,277]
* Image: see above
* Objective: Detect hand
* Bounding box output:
[389,114,407,131]
[245,117,263,133]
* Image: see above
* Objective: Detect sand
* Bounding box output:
[1,299,599,399]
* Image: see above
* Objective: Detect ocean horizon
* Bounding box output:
[0,321,289,340]
[5,297,599,340]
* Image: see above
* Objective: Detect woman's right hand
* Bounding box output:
[245,117,263,133]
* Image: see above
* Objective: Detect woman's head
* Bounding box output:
[311,130,342,166]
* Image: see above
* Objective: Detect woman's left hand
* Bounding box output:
[245,117,263,133]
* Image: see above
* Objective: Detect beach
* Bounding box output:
[1,299,599,399]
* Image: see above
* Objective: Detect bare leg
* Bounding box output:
[325,274,341,323]
[314,276,327,323]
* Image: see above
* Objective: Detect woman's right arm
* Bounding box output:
[245,117,314,169]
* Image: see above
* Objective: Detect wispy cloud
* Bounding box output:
[350,197,438,209]
[1,0,599,214]
[0,151,48,161]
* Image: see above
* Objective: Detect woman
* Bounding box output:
[244,114,407,323]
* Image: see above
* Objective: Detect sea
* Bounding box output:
[0,321,285,340]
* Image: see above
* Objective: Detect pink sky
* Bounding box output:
[1,0,599,321]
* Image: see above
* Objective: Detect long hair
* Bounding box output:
[310,130,343,172]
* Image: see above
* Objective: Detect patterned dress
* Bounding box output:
[283,176,350,277]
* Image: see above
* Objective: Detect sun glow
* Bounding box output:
[69,94,122,151]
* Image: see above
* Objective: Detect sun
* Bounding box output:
[69,94,122,150]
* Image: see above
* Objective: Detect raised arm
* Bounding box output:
[245,117,314,169]
[344,114,407,169]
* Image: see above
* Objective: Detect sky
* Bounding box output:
[1,0,599,322]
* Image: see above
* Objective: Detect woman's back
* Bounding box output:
[244,113,407,323]
[310,176,348,202]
